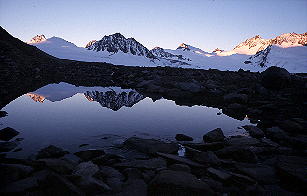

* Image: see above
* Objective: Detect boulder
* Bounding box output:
[119,178,147,196]
[207,167,231,182]
[0,111,7,117]
[223,93,248,104]
[0,127,19,141]
[95,166,123,179]
[275,155,307,192]
[0,163,33,185]
[261,66,291,89]
[216,146,258,163]
[279,119,305,134]
[235,163,277,185]
[265,127,288,142]
[169,164,191,173]
[242,125,264,138]
[223,103,247,120]
[73,161,99,177]
[37,158,76,174]
[203,128,225,143]
[114,158,167,170]
[148,170,214,196]
[0,141,18,152]
[226,136,260,146]
[175,134,193,141]
[74,149,105,161]
[36,145,69,159]
[176,82,203,93]
[156,152,205,167]
[193,151,221,166]
[123,137,179,154]
[0,170,50,194]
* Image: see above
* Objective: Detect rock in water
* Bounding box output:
[36,145,69,159]
[203,128,225,143]
[0,127,19,141]
[149,170,214,196]
[175,134,193,141]
[261,66,291,89]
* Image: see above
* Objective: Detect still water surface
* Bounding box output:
[1,82,250,158]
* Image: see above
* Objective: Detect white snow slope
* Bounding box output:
[29,33,307,73]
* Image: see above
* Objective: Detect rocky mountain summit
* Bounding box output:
[27,35,46,44]
[233,32,307,55]
[86,33,155,59]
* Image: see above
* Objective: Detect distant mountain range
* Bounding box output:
[28,32,307,72]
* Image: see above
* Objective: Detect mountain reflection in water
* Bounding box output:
[26,82,145,111]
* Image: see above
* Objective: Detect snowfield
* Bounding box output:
[29,33,307,73]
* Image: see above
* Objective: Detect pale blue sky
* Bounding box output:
[0,0,306,51]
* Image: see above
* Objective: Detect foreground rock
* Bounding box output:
[123,137,179,154]
[149,170,214,196]
[36,145,69,159]
[114,158,167,170]
[261,66,291,89]
[0,127,19,141]
[242,125,264,138]
[156,152,205,167]
[74,149,105,161]
[203,128,225,143]
[175,134,193,141]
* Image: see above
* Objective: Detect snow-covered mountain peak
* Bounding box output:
[87,33,155,59]
[271,32,307,47]
[177,43,191,51]
[212,48,224,53]
[28,35,46,44]
[233,35,269,55]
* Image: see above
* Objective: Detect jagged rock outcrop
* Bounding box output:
[87,33,155,59]
[85,40,96,48]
